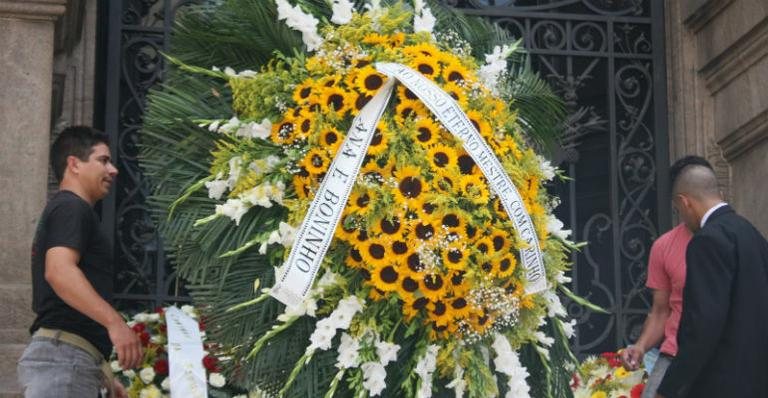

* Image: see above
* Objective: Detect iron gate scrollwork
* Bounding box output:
[100,0,669,354]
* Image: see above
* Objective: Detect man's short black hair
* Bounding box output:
[51,126,110,182]
[669,155,714,190]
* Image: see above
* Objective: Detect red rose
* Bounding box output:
[139,331,151,346]
[132,323,146,333]
[154,359,169,375]
[203,355,219,372]
[198,317,207,331]
[570,374,580,389]
[631,383,645,398]
[159,324,167,333]
[154,306,165,315]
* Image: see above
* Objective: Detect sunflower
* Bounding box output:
[293,111,315,139]
[490,230,511,253]
[292,78,318,105]
[474,236,495,257]
[395,275,421,302]
[369,263,401,293]
[467,310,494,334]
[441,244,467,271]
[373,215,403,236]
[420,274,447,301]
[348,189,374,216]
[403,296,430,321]
[441,62,471,83]
[362,32,389,46]
[442,81,469,108]
[359,238,390,268]
[426,144,458,171]
[403,42,439,59]
[456,152,477,175]
[393,165,426,205]
[448,295,472,320]
[318,73,343,88]
[367,121,389,156]
[429,300,454,327]
[345,247,364,269]
[412,118,440,147]
[459,174,490,204]
[360,159,386,185]
[447,270,470,296]
[466,110,493,138]
[409,54,440,79]
[397,85,420,102]
[320,86,352,116]
[394,99,428,126]
[300,148,330,176]
[270,116,296,145]
[319,126,342,152]
[494,253,517,278]
[354,65,387,96]
[292,175,314,200]
[335,214,360,243]
[411,219,438,242]
[387,32,406,48]
[404,251,426,275]
[352,92,373,112]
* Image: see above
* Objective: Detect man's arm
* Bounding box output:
[621,289,670,369]
[45,246,142,369]
[656,234,734,398]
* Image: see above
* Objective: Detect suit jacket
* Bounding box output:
[657,205,768,398]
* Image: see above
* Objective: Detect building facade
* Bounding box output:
[1,0,766,395]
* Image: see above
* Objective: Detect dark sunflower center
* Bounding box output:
[324,131,338,144]
[402,277,418,292]
[424,275,443,291]
[392,241,408,254]
[413,297,429,310]
[469,119,480,131]
[500,258,512,272]
[448,71,464,82]
[442,214,460,228]
[417,64,434,75]
[301,119,311,133]
[311,154,324,167]
[422,203,436,214]
[404,89,418,100]
[451,271,465,286]
[433,152,449,167]
[350,248,362,262]
[300,87,312,98]
[399,177,423,199]
[417,127,432,142]
[364,74,383,91]
[477,242,489,254]
[452,298,467,309]
[447,249,463,263]
[369,243,385,259]
[380,218,400,234]
[407,253,423,272]
[433,301,446,316]
[415,223,434,240]
[356,94,372,109]
[370,130,383,146]
[481,261,492,272]
[380,266,398,283]
[493,236,506,251]
[356,193,370,208]
[465,225,477,239]
[328,94,344,110]
[458,154,476,174]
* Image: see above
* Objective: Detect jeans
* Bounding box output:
[642,353,673,398]
[17,336,103,398]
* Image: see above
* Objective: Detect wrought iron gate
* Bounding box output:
[99,0,669,355]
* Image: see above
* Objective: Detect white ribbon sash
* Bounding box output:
[375,63,547,294]
[270,79,396,307]
[271,62,546,307]
[166,307,208,398]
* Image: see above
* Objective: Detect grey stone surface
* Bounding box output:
[731,139,768,237]
[695,0,767,67]
[0,344,24,397]
[714,55,768,142]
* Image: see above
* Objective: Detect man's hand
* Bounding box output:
[111,379,128,398]
[108,320,143,370]
[620,345,644,370]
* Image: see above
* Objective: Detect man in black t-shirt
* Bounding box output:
[17,126,141,398]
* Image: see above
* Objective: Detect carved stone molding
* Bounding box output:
[683,0,733,32]
[699,18,768,94]
[718,108,768,162]
[0,0,67,20]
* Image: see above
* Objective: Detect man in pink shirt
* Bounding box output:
[621,222,691,398]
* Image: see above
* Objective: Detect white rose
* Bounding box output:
[139,385,162,398]
[110,360,121,372]
[139,367,156,384]
[209,372,226,388]
[161,377,170,391]
[123,369,136,378]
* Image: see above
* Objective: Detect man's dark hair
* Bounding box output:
[51,126,110,182]
[669,155,714,190]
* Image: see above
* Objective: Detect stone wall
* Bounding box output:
[666,0,768,235]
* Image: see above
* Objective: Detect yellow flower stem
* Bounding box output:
[193,213,220,227]
[278,350,314,397]
[225,289,271,313]
[246,316,298,360]
[168,175,214,221]
[323,368,346,398]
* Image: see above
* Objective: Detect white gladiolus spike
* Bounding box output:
[413,0,436,34]
[331,0,354,24]
[275,0,323,51]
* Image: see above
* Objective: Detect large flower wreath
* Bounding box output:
[141,1,588,397]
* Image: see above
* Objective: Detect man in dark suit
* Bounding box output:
[656,155,768,398]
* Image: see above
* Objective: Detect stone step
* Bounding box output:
[0,344,25,397]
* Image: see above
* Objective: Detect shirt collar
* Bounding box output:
[701,202,728,228]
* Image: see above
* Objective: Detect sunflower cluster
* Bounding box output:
[223,12,555,342]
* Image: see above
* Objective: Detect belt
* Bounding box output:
[34,328,114,397]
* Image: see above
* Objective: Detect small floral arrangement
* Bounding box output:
[111,305,249,398]
[570,351,646,398]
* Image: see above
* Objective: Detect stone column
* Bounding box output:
[0,1,67,395]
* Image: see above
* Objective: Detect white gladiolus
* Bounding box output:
[375,340,400,366]
[546,215,572,241]
[180,304,197,317]
[133,313,150,323]
[413,0,436,34]
[259,221,297,254]
[308,317,336,351]
[479,45,516,94]
[205,178,228,200]
[491,333,531,398]
[538,155,556,181]
[562,318,577,338]
[215,198,249,225]
[445,364,466,398]
[219,116,240,134]
[361,361,387,396]
[307,296,364,352]
[209,372,227,388]
[275,0,324,51]
[237,118,272,140]
[227,156,243,189]
[331,0,354,24]
[139,366,156,384]
[414,345,439,398]
[336,333,361,369]
[542,290,567,318]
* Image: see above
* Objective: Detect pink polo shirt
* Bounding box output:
[646,223,691,356]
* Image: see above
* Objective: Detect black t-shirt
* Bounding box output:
[30,190,113,359]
